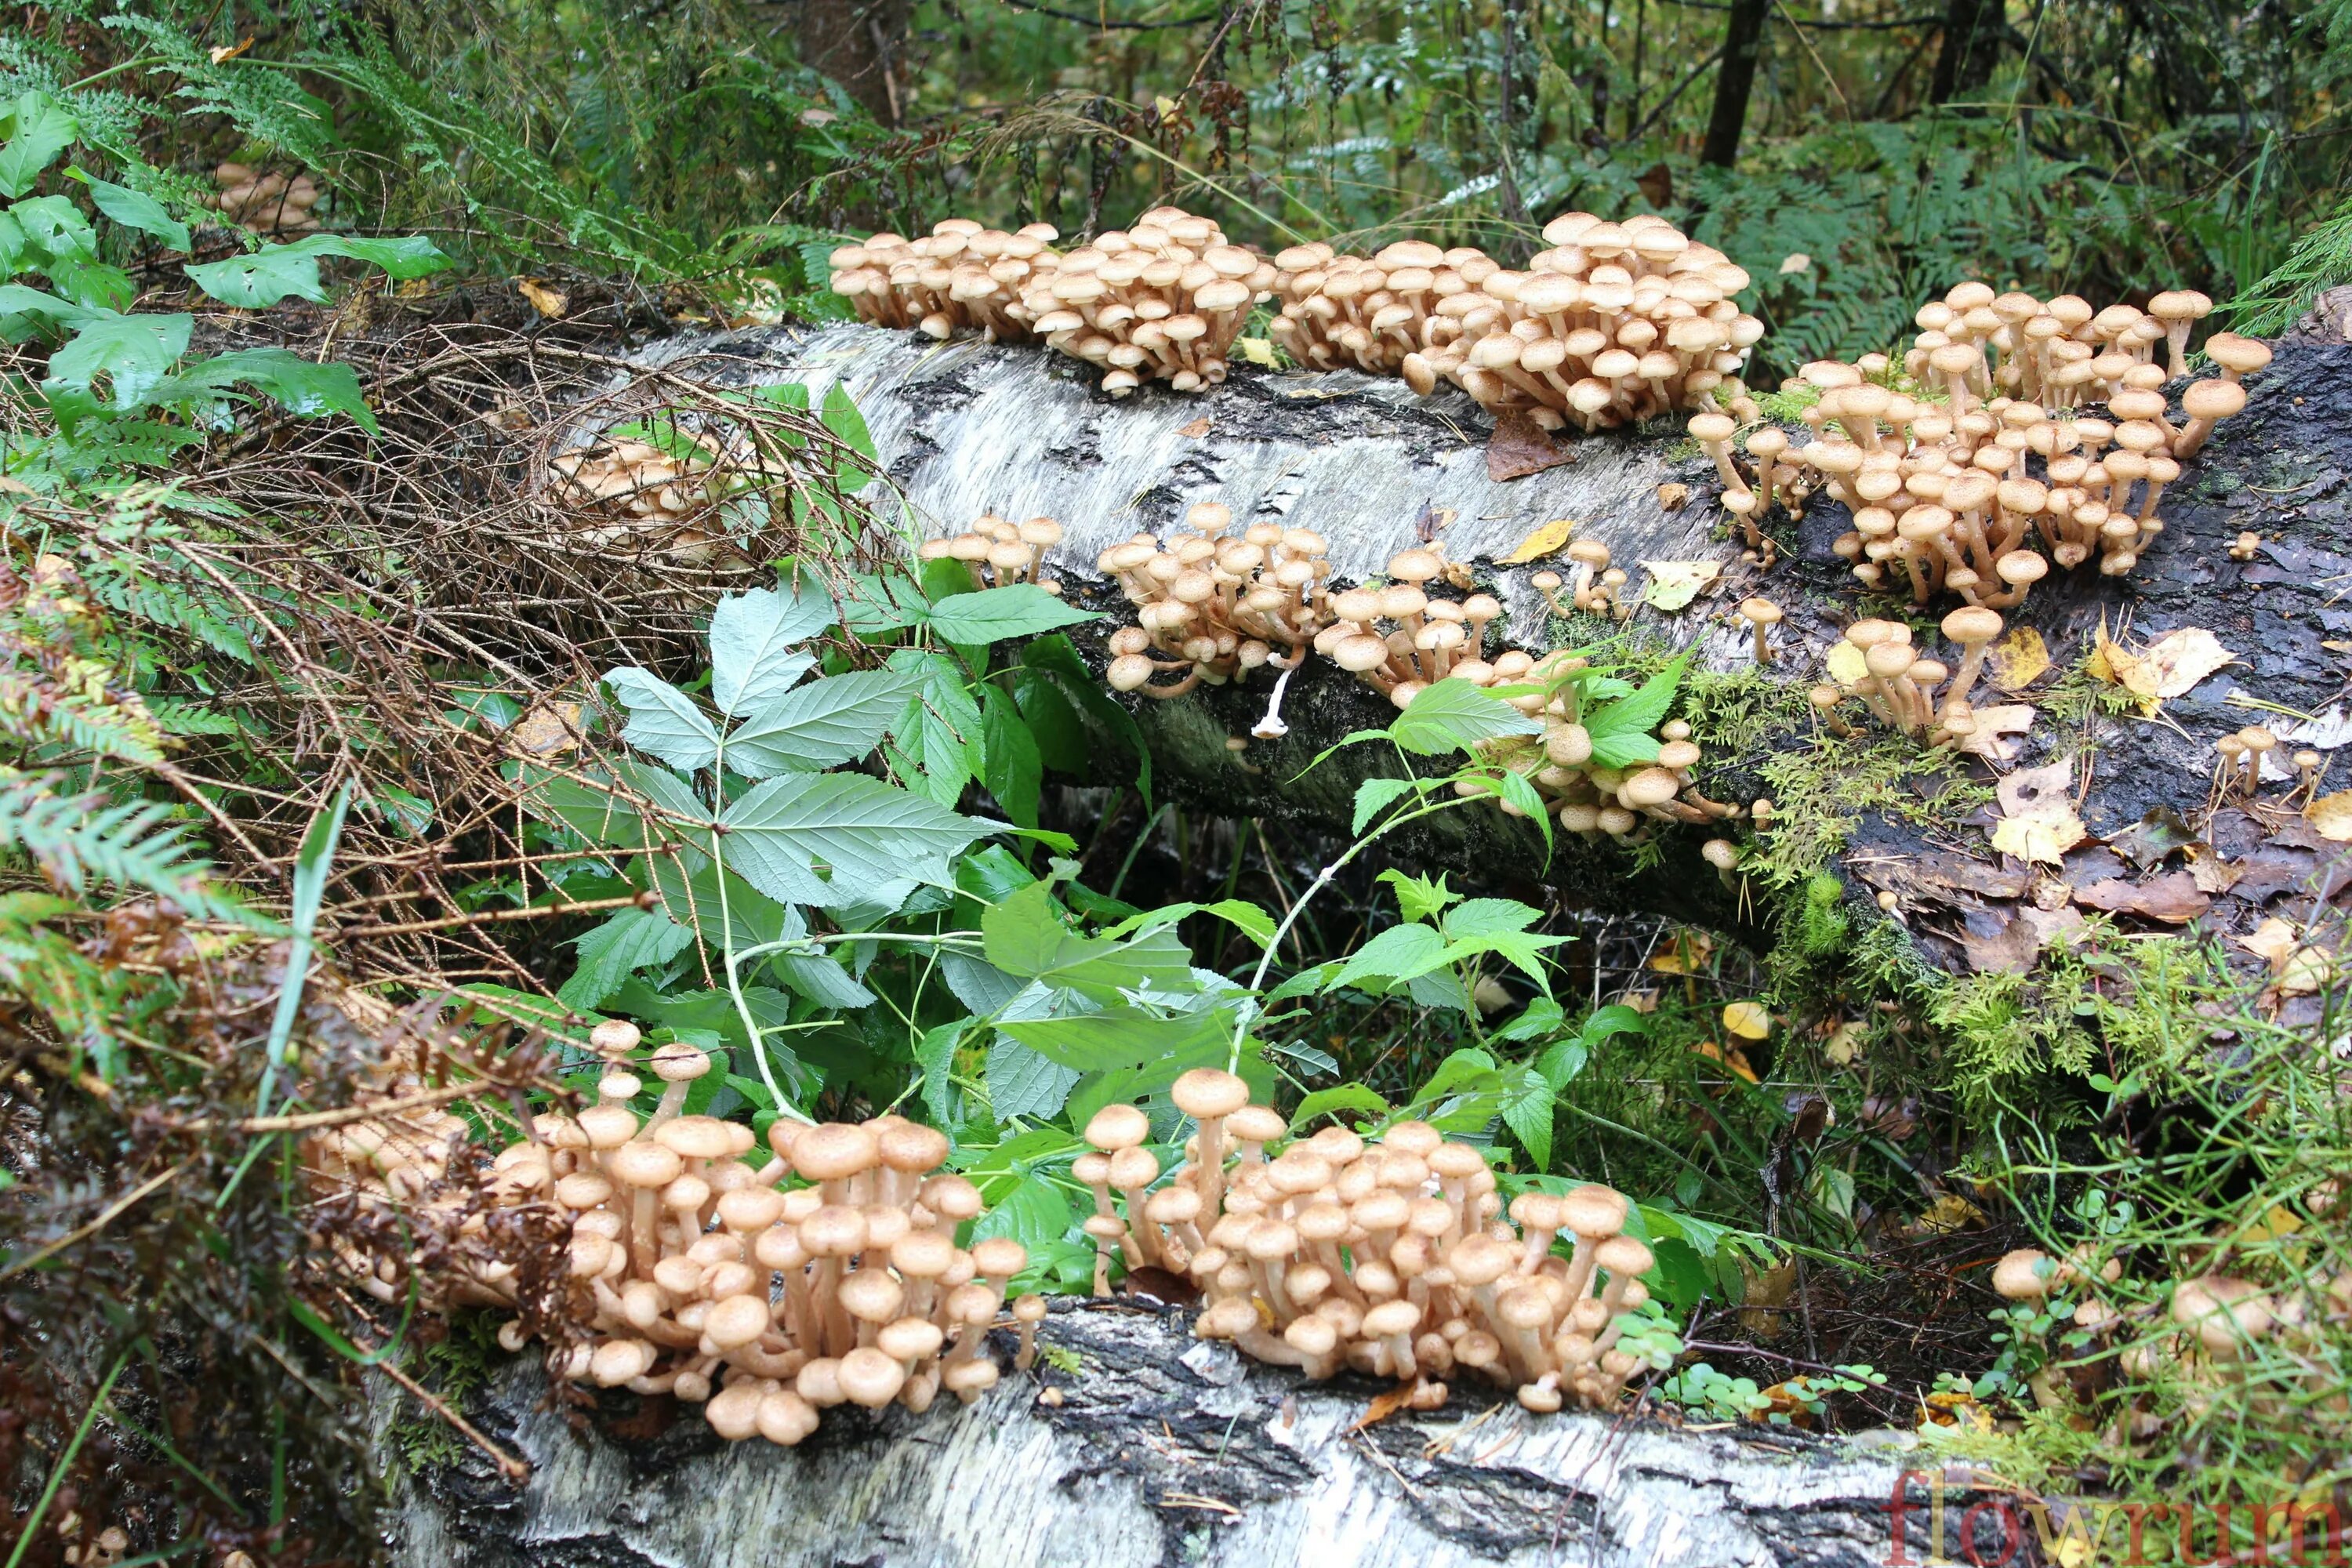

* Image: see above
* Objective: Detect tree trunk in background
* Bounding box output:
[1928,0,2004,107]
[1700,0,1771,167]
[380,1303,2024,1567]
[595,321,2352,986]
[788,0,911,125]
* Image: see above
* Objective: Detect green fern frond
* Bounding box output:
[0,770,270,930]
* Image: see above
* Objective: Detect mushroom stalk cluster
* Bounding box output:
[1400,212,1765,434]
[1021,206,1279,395]
[1098,501,1334,699]
[548,433,723,553]
[1809,608,2008,746]
[1529,537,1630,620]
[917,513,1068,591]
[337,1025,1043,1448]
[1310,546,1504,710]
[1701,284,2268,606]
[829,220,1067,341]
[212,161,321,234]
[1087,1070,1675,1413]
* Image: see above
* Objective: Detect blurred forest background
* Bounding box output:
[9,0,2351,372]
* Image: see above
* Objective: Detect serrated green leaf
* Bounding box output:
[1584,651,1690,743]
[1377,867,1457,925]
[985,1038,1081,1122]
[558,906,695,1008]
[1331,922,1451,989]
[720,770,992,909]
[1387,681,1544,757]
[917,1019,967,1127]
[1022,635,1149,803]
[727,668,916,777]
[1501,1065,1554,1170]
[708,581,829,716]
[979,683,1043,827]
[924,583,1093,644]
[1000,1000,1230,1073]
[1443,898,1541,938]
[604,667,721,772]
[1352,776,1418,833]
[1291,1083,1391,1127]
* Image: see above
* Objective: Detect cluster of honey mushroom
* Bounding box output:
[1474,693,1730,841]
[319,1023,1044,1448]
[546,430,722,554]
[1097,502,1335,699]
[2214,724,2328,808]
[1697,282,2270,604]
[916,512,1068,592]
[1993,1207,2352,1423]
[1082,1070,1671,1412]
[828,219,1066,341]
[212,160,322,233]
[1808,608,2009,747]
[831,209,1277,396]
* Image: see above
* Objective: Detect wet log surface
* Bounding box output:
[623,322,2352,977]
[383,1302,2009,1568]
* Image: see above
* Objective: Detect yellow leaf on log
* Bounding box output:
[1502,517,1577,564]
[2307,789,2352,841]
[1986,627,2049,691]
[1640,559,1720,612]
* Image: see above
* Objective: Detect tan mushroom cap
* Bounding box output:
[1171,1068,1252,1120]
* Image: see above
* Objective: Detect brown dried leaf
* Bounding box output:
[506,701,582,756]
[1909,1193,1989,1235]
[1178,417,1212,438]
[1487,410,1573,481]
[2096,626,2237,710]
[1349,1381,1422,1432]
[2071,870,2212,924]
[1656,481,1691,513]
[1956,703,2037,762]
[2188,851,2244,895]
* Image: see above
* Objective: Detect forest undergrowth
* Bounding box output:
[2,2,2350,1565]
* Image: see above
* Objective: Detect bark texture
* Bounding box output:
[383,1303,2003,1568]
[626,320,2352,976]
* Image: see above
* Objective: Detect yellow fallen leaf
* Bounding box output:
[516,278,568,319]
[1989,758,2086,866]
[1822,1020,1865,1066]
[2241,917,2342,994]
[1656,482,1690,513]
[2307,789,2352,842]
[2098,625,2236,710]
[1641,559,1720,612]
[1503,517,1577,564]
[507,701,583,756]
[1910,1193,1988,1235]
[1233,336,1279,368]
[1722,1000,1772,1040]
[1986,627,2049,691]
[1825,639,1869,687]
[2240,917,2300,968]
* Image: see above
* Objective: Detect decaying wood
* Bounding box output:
[622,322,2351,978]
[383,1303,2009,1568]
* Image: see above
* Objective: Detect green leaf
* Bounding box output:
[1534,1036,1589,1093]
[0,92,77,199]
[1443,898,1541,938]
[1022,635,1149,803]
[1492,995,1566,1044]
[985,1038,1081,1121]
[1001,1000,1230,1073]
[727,669,917,777]
[1377,868,1457,926]
[1331,923,1451,990]
[1584,652,1690,753]
[558,906,695,1008]
[981,884,1198,1000]
[1103,898,1276,950]
[1291,1083,1391,1127]
[888,648,982,807]
[1352,776,1420,833]
[1501,1065,1554,1171]
[1386,681,1543,757]
[603,667,721,772]
[708,581,829,717]
[45,311,191,408]
[74,172,190,251]
[183,233,452,307]
[979,683,1043,827]
[720,771,993,909]
[1011,666,1089,774]
[146,347,376,431]
[257,782,351,1114]
[917,1020,967,1127]
[1494,768,1554,851]
[819,382,876,488]
[925,583,1093,644]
